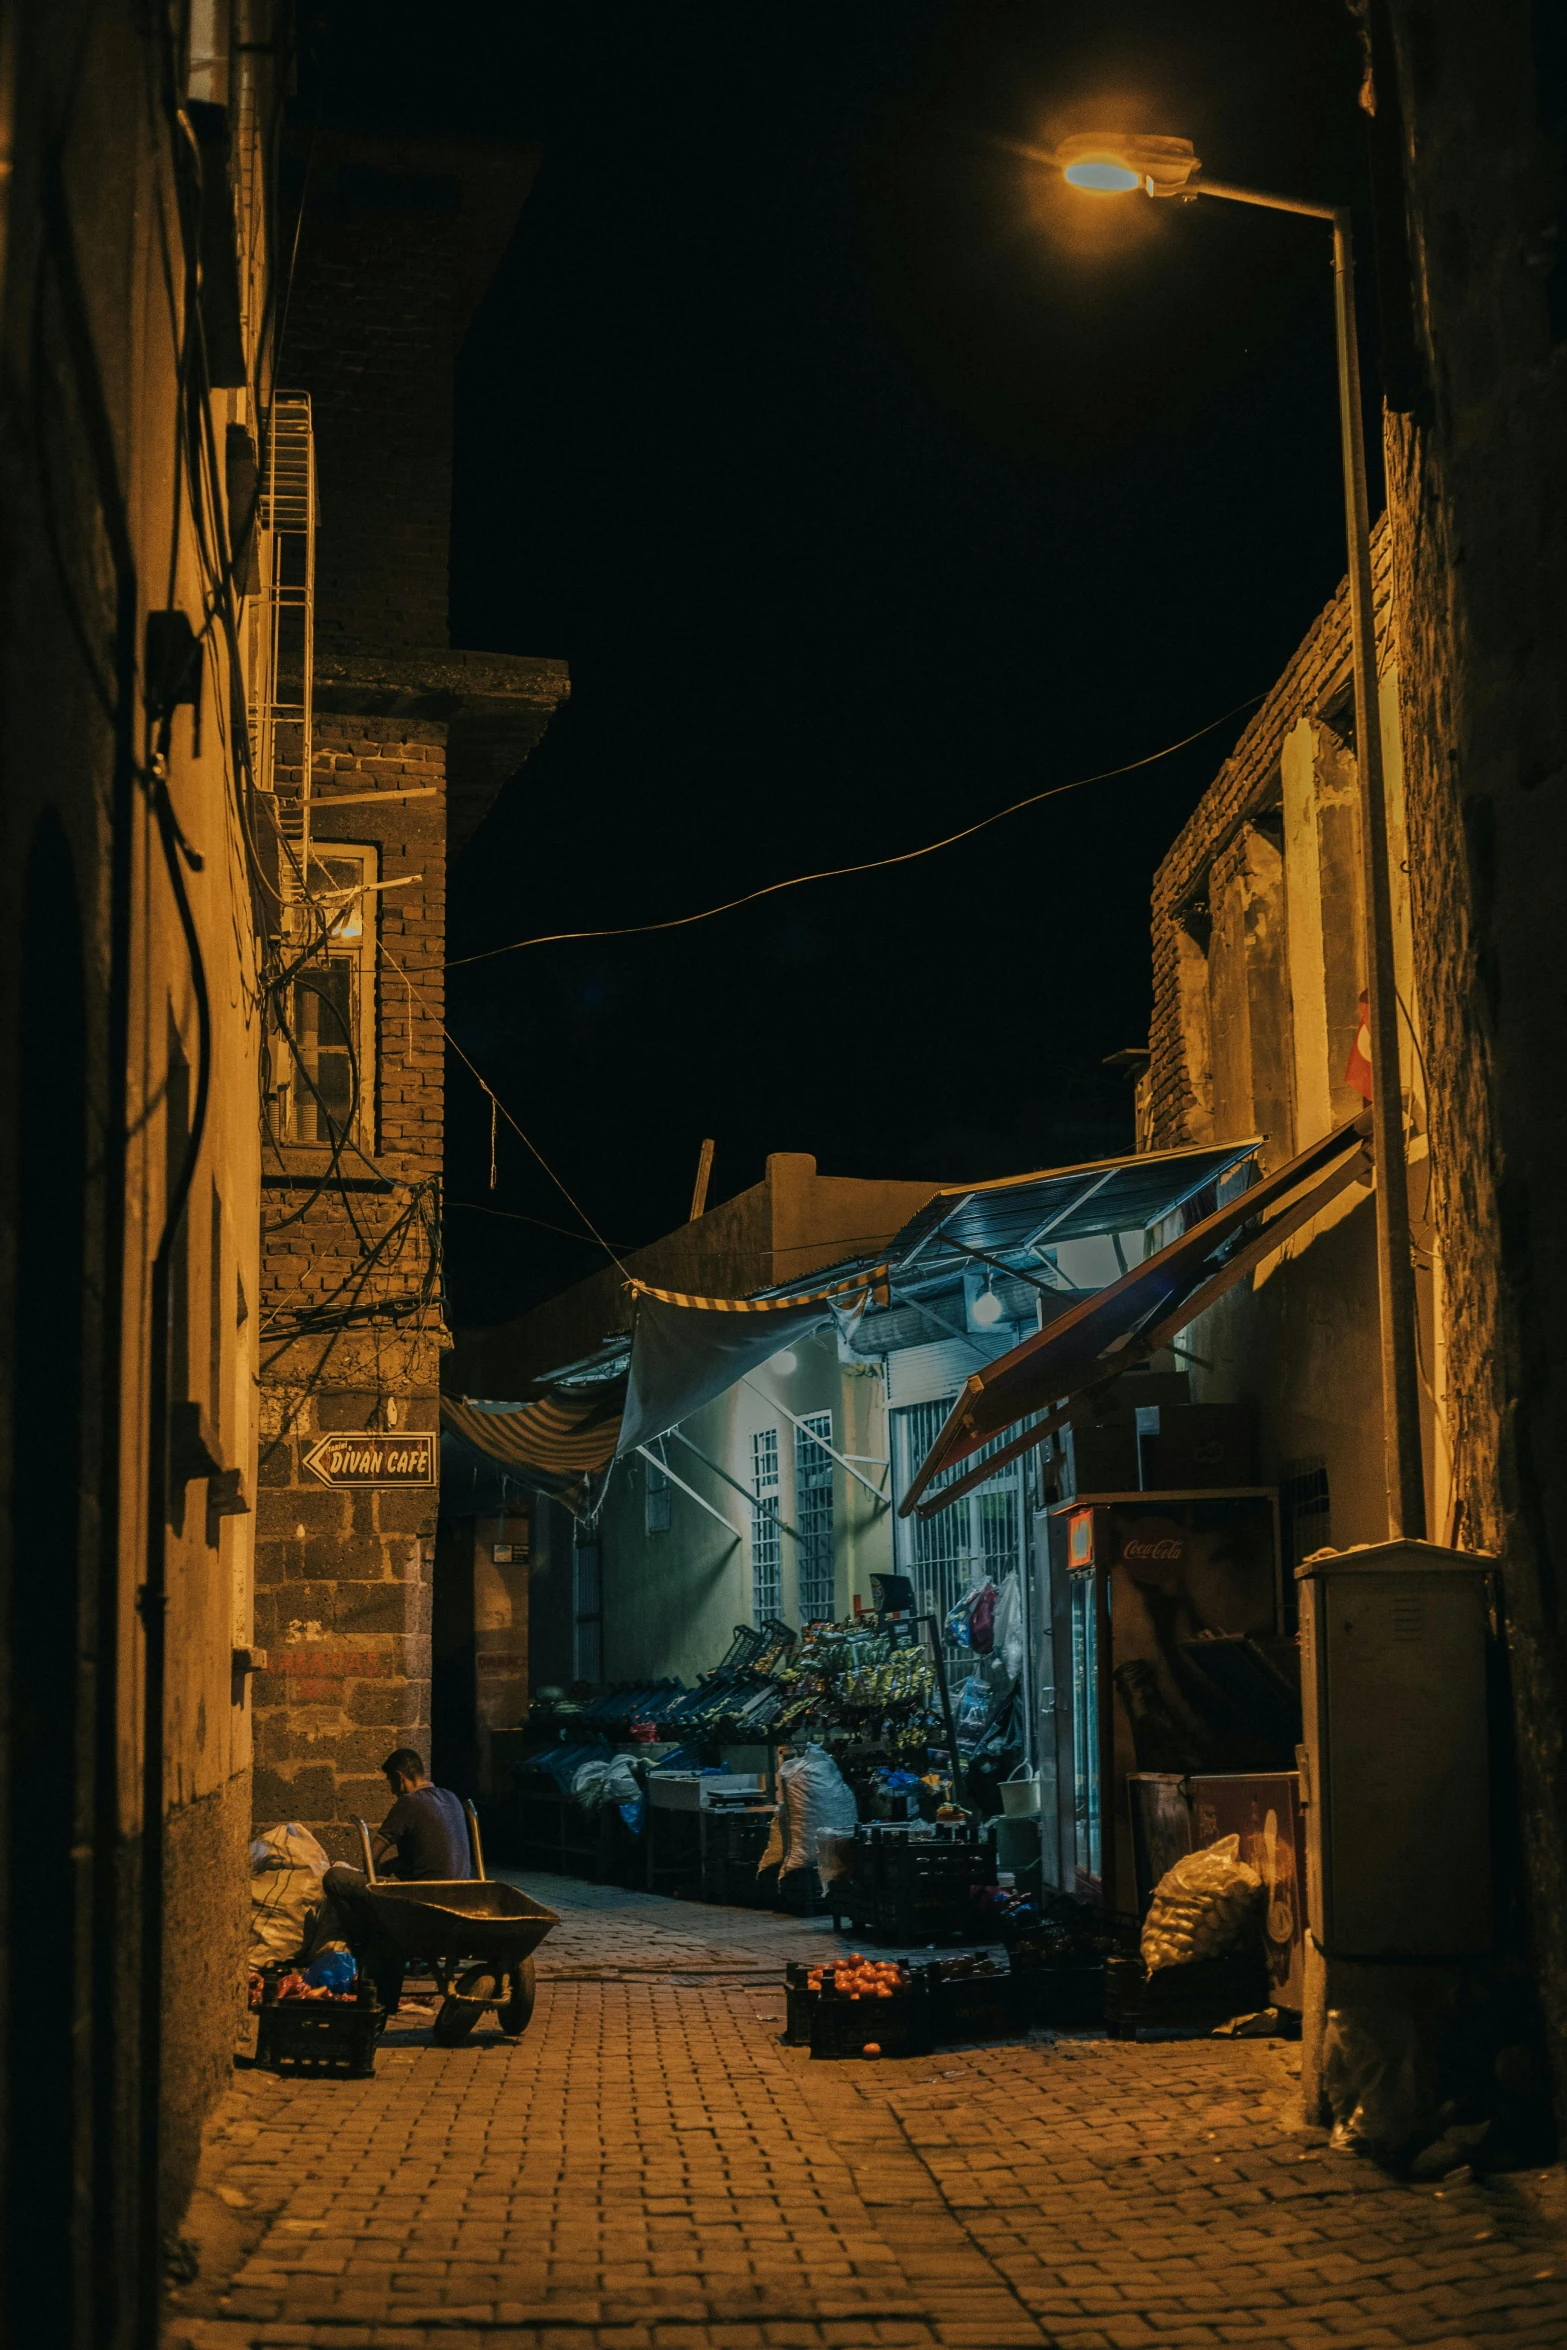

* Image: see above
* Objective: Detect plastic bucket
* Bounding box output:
[1000,1770,1040,1818]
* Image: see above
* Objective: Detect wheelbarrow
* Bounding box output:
[353,1800,559,2047]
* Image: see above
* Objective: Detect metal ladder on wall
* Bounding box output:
[254,390,316,936]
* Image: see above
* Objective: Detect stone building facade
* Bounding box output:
[0,7,284,2338]
[253,129,567,1858]
[1143,516,1446,1573]
[1370,0,1567,2106]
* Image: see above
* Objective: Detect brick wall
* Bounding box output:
[256,128,567,1849]
[255,715,449,1854]
[282,130,541,660]
[1378,0,1567,2106]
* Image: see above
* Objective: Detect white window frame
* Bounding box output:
[278,842,378,1148]
[751,1427,782,1626]
[794,1411,835,1622]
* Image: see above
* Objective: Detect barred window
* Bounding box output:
[751,1427,781,1625]
[795,1413,835,1622]
[278,846,377,1146]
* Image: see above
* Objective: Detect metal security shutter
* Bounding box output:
[884,1333,1015,1411]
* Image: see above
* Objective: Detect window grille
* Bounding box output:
[278,845,377,1145]
[891,1397,1025,1653]
[751,1427,781,1626]
[795,1413,835,1621]
[1281,1456,1332,1566]
[645,1446,671,1536]
[254,392,316,894]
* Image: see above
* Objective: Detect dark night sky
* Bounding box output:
[304,2,1375,1329]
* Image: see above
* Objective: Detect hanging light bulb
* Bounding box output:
[771,1348,798,1376]
[971,1272,1003,1328]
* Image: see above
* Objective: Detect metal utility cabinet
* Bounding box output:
[1296,1541,1493,1960]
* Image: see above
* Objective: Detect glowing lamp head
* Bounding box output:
[770,1348,798,1376]
[1054,132,1201,201]
[970,1282,1004,1329]
[1062,158,1141,194]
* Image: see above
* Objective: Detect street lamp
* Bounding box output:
[1054,129,1425,1542]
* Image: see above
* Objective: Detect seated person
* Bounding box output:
[314,1749,472,2009]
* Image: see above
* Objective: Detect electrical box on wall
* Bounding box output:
[1296,1541,1494,1960]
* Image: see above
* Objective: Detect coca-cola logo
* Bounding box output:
[1123,1537,1183,1561]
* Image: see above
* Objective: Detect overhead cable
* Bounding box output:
[446,691,1267,968]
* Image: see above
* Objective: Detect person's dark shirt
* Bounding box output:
[379,1785,470,1881]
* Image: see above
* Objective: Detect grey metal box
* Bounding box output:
[1296,1540,1492,1960]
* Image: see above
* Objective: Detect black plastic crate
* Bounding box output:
[923,1961,1031,2044]
[783,1961,932,2057]
[257,1992,384,2078]
[808,1982,932,2061]
[856,1828,986,1944]
[1106,1947,1270,2039]
[1023,1962,1106,2029]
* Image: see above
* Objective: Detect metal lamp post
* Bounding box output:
[1054,132,1425,1541]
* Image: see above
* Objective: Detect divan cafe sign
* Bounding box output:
[303,1431,437,1488]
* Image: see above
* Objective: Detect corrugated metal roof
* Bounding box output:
[890,1137,1260,1269]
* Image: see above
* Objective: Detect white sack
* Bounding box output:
[249,1820,331,1967]
[779,1745,857,1876]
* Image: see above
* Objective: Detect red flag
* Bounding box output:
[1346,989,1373,1102]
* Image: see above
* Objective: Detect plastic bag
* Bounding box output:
[571,1756,642,1810]
[776,1745,857,1875]
[968,1578,998,1654]
[1323,2006,1433,2162]
[249,1820,331,1967]
[993,1572,1024,1685]
[955,1673,991,1747]
[305,1949,357,1992]
[1140,1833,1263,1972]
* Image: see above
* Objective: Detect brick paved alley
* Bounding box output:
[168,1878,1567,2350]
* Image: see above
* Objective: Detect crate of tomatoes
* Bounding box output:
[783,1954,933,2061]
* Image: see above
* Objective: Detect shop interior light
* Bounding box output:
[971,1275,1004,1328]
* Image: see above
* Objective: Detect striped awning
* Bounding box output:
[441,1386,624,1513]
[626,1262,890,1314]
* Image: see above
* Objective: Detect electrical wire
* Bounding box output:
[377,936,629,1276]
[447,1199,637,1245]
[446,692,1267,968]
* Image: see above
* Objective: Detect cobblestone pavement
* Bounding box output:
[169,1874,1567,2350]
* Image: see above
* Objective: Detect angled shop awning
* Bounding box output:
[441,1385,625,1515]
[616,1261,889,1457]
[901,1115,1372,1521]
[891,1136,1262,1273]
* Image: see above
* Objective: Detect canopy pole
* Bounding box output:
[634,1444,742,1542]
[743,1377,889,1503]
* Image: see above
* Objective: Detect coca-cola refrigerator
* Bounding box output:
[1040,1490,1297,1915]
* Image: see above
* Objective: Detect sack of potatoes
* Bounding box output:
[1140,1835,1264,1973]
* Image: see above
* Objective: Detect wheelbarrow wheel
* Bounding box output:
[499,1957,536,2037]
[432,1965,497,2047]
